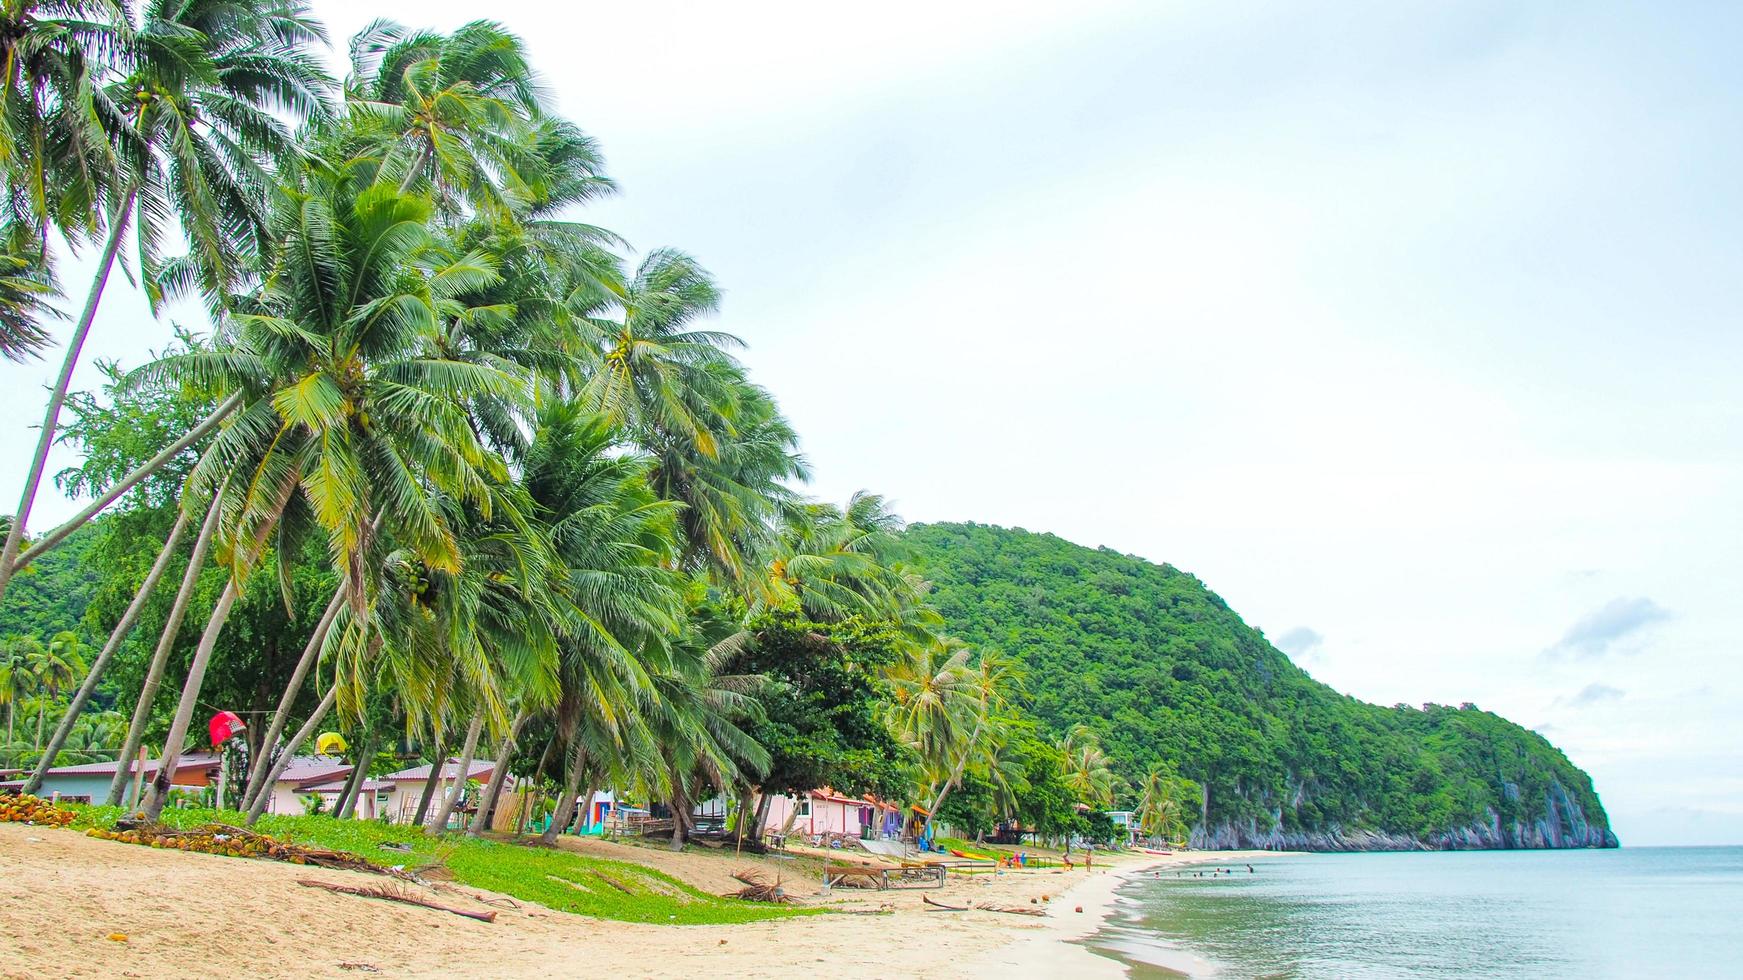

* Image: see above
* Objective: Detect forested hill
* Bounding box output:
[904,522,1618,851]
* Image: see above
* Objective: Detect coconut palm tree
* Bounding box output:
[135,168,518,822]
[0,0,123,240]
[1062,725,1119,809]
[0,223,60,360]
[25,630,83,750]
[0,637,39,763]
[343,19,546,213]
[0,0,332,608]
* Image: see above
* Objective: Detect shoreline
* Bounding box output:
[961,849,1290,979]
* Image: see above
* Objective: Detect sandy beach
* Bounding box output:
[0,821,1278,978]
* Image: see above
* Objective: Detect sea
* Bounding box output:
[1083,846,1743,978]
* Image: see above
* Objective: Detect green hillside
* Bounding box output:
[905,522,1617,850]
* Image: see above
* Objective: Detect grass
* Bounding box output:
[67,805,812,925]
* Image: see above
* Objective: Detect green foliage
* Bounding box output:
[67,805,806,924]
[735,613,911,801]
[904,522,1613,843]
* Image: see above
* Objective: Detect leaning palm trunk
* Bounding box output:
[468,711,528,837]
[515,736,557,836]
[141,578,242,820]
[427,713,483,835]
[540,740,588,846]
[331,742,370,818]
[335,733,382,819]
[923,714,988,840]
[239,586,345,810]
[0,190,136,611]
[242,685,338,826]
[105,496,225,806]
[143,477,296,821]
[25,510,191,793]
[411,736,446,827]
[14,394,240,573]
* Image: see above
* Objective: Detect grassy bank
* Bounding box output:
[68,805,809,925]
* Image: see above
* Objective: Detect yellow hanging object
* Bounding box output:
[315,732,348,756]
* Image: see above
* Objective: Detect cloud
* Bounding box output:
[1558,683,1625,708]
[1275,626,1324,662]
[1543,597,1670,660]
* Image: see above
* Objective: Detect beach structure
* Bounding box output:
[4,753,403,817]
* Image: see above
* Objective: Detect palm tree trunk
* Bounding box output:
[242,685,337,826]
[515,736,556,836]
[106,495,224,806]
[34,701,44,750]
[922,715,987,840]
[141,578,241,821]
[240,585,345,810]
[335,733,381,820]
[540,740,587,846]
[14,394,240,571]
[427,712,483,836]
[411,736,445,827]
[0,189,136,610]
[468,711,528,837]
[668,771,689,852]
[331,741,368,818]
[24,510,190,793]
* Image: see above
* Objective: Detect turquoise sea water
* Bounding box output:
[1085,847,1743,978]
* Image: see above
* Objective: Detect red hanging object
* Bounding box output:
[208,710,246,747]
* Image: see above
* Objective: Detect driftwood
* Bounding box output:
[974,903,1047,917]
[923,895,968,911]
[590,870,634,895]
[296,879,497,922]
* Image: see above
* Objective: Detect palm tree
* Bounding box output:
[0,0,122,240]
[1062,725,1119,809]
[26,630,83,750]
[136,168,517,822]
[1136,769,1193,844]
[0,0,332,609]
[0,223,60,360]
[920,650,1019,834]
[343,19,546,212]
[0,637,39,763]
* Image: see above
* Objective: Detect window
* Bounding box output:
[796,797,811,817]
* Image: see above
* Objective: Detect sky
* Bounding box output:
[4,0,1738,845]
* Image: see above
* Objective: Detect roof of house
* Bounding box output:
[382,759,497,782]
[40,753,221,777]
[300,778,395,793]
[273,756,352,786]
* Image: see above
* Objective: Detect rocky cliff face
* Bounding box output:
[1191,779,1620,851]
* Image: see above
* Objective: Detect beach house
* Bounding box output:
[382,758,504,826]
[758,789,903,842]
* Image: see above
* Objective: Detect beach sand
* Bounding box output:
[0,821,1275,978]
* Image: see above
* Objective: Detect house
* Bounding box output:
[1106,809,1139,843]
[18,753,221,805]
[257,755,360,816]
[759,789,903,842]
[382,758,505,827]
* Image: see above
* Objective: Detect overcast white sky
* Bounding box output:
[5,0,1737,845]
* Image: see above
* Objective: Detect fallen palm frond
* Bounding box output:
[297,878,497,922]
[923,895,968,911]
[91,823,417,878]
[728,868,793,903]
[591,870,635,895]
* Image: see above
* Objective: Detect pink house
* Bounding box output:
[759,789,903,841]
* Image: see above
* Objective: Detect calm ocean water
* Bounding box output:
[1085,847,1743,978]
